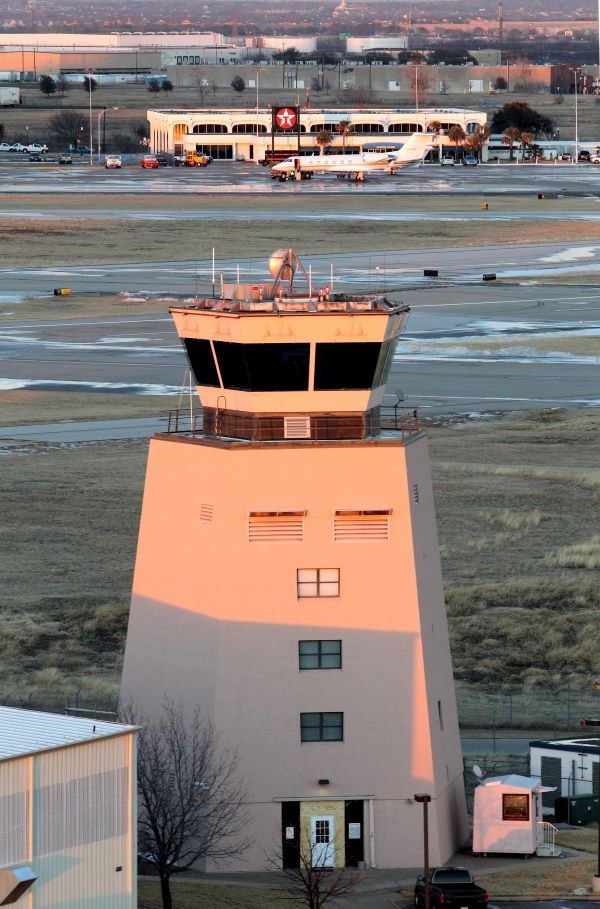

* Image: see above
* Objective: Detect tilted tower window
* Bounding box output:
[314,342,382,390]
[214,341,310,391]
[182,338,220,387]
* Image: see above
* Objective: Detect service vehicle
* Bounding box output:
[140,154,159,168]
[0,87,19,106]
[27,143,48,153]
[184,151,209,167]
[415,867,489,909]
[104,154,122,169]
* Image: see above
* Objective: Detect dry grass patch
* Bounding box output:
[138,879,289,909]
[545,534,600,569]
[1,406,600,721]
[0,390,173,425]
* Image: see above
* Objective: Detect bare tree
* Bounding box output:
[276,823,365,909]
[123,701,250,909]
[47,110,86,147]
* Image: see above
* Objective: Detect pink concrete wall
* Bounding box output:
[121,432,467,869]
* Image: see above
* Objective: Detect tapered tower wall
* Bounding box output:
[121,431,467,869]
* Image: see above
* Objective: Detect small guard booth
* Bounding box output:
[472,774,557,856]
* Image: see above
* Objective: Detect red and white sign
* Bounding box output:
[275,107,297,130]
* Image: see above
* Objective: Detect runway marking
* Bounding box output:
[414,394,600,404]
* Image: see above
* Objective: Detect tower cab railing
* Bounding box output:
[163,406,420,441]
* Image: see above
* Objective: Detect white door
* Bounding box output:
[311,815,334,867]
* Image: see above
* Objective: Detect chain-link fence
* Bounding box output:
[457,685,600,735]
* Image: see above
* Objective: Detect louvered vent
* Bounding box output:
[200,504,213,524]
[334,510,391,541]
[284,416,311,439]
[249,511,305,543]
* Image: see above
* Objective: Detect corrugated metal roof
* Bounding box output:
[0,707,136,760]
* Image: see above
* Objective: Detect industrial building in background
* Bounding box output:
[0,706,138,908]
[120,248,468,871]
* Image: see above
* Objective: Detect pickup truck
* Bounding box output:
[414,867,489,909]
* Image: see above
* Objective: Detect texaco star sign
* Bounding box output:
[275,107,297,130]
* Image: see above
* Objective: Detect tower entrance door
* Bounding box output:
[311,815,334,867]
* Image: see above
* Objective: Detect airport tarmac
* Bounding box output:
[1,282,599,419]
[3,158,600,195]
[2,162,600,422]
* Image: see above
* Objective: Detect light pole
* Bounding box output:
[415,65,419,124]
[25,124,29,147]
[97,106,118,158]
[579,691,600,893]
[415,793,432,909]
[574,69,579,164]
[255,68,259,136]
[85,74,94,166]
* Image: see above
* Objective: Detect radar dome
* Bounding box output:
[269,248,299,281]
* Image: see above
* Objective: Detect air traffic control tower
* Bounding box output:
[120,249,467,871]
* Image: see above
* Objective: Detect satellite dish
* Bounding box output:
[472,764,484,779]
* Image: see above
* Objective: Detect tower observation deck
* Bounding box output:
[169,248,410,442]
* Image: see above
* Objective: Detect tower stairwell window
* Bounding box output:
[297,568,340,598]
[300,712,343,742]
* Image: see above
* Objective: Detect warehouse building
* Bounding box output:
[0,706,137,908]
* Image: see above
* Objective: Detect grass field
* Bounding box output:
[1,391,599,724]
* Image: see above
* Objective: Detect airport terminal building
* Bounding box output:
[147,106,487,161]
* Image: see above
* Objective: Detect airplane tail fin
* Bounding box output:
[395,132,436,162]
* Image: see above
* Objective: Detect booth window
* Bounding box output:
[502,793,529,821]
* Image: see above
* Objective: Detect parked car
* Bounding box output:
[0,142,11,152]
[69,144,91,154]
[140,154,159,169]
[58,153,73,165]
[463,155,478,166]
[415,867,489,909]
[578,150,591,161]
[27,143,48,153]
[590,154,600,163]
[173,153,186,166]
[104,154,122,169]
[9,143,28,152]
[441,155,455,166]
[28,152,43,162]
[558,153,572,162]
[155,153,169,166]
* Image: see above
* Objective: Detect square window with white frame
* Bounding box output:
[297,568,340,598]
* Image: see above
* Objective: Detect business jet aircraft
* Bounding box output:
[270,132,436,182]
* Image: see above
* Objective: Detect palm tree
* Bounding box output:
[501,127,521,162]
[465,124,490,161]
[426,120,442,161]
[316,129,333,156]
[519,131,535,161]
[447,124,466,162]
[336,119,353,151]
